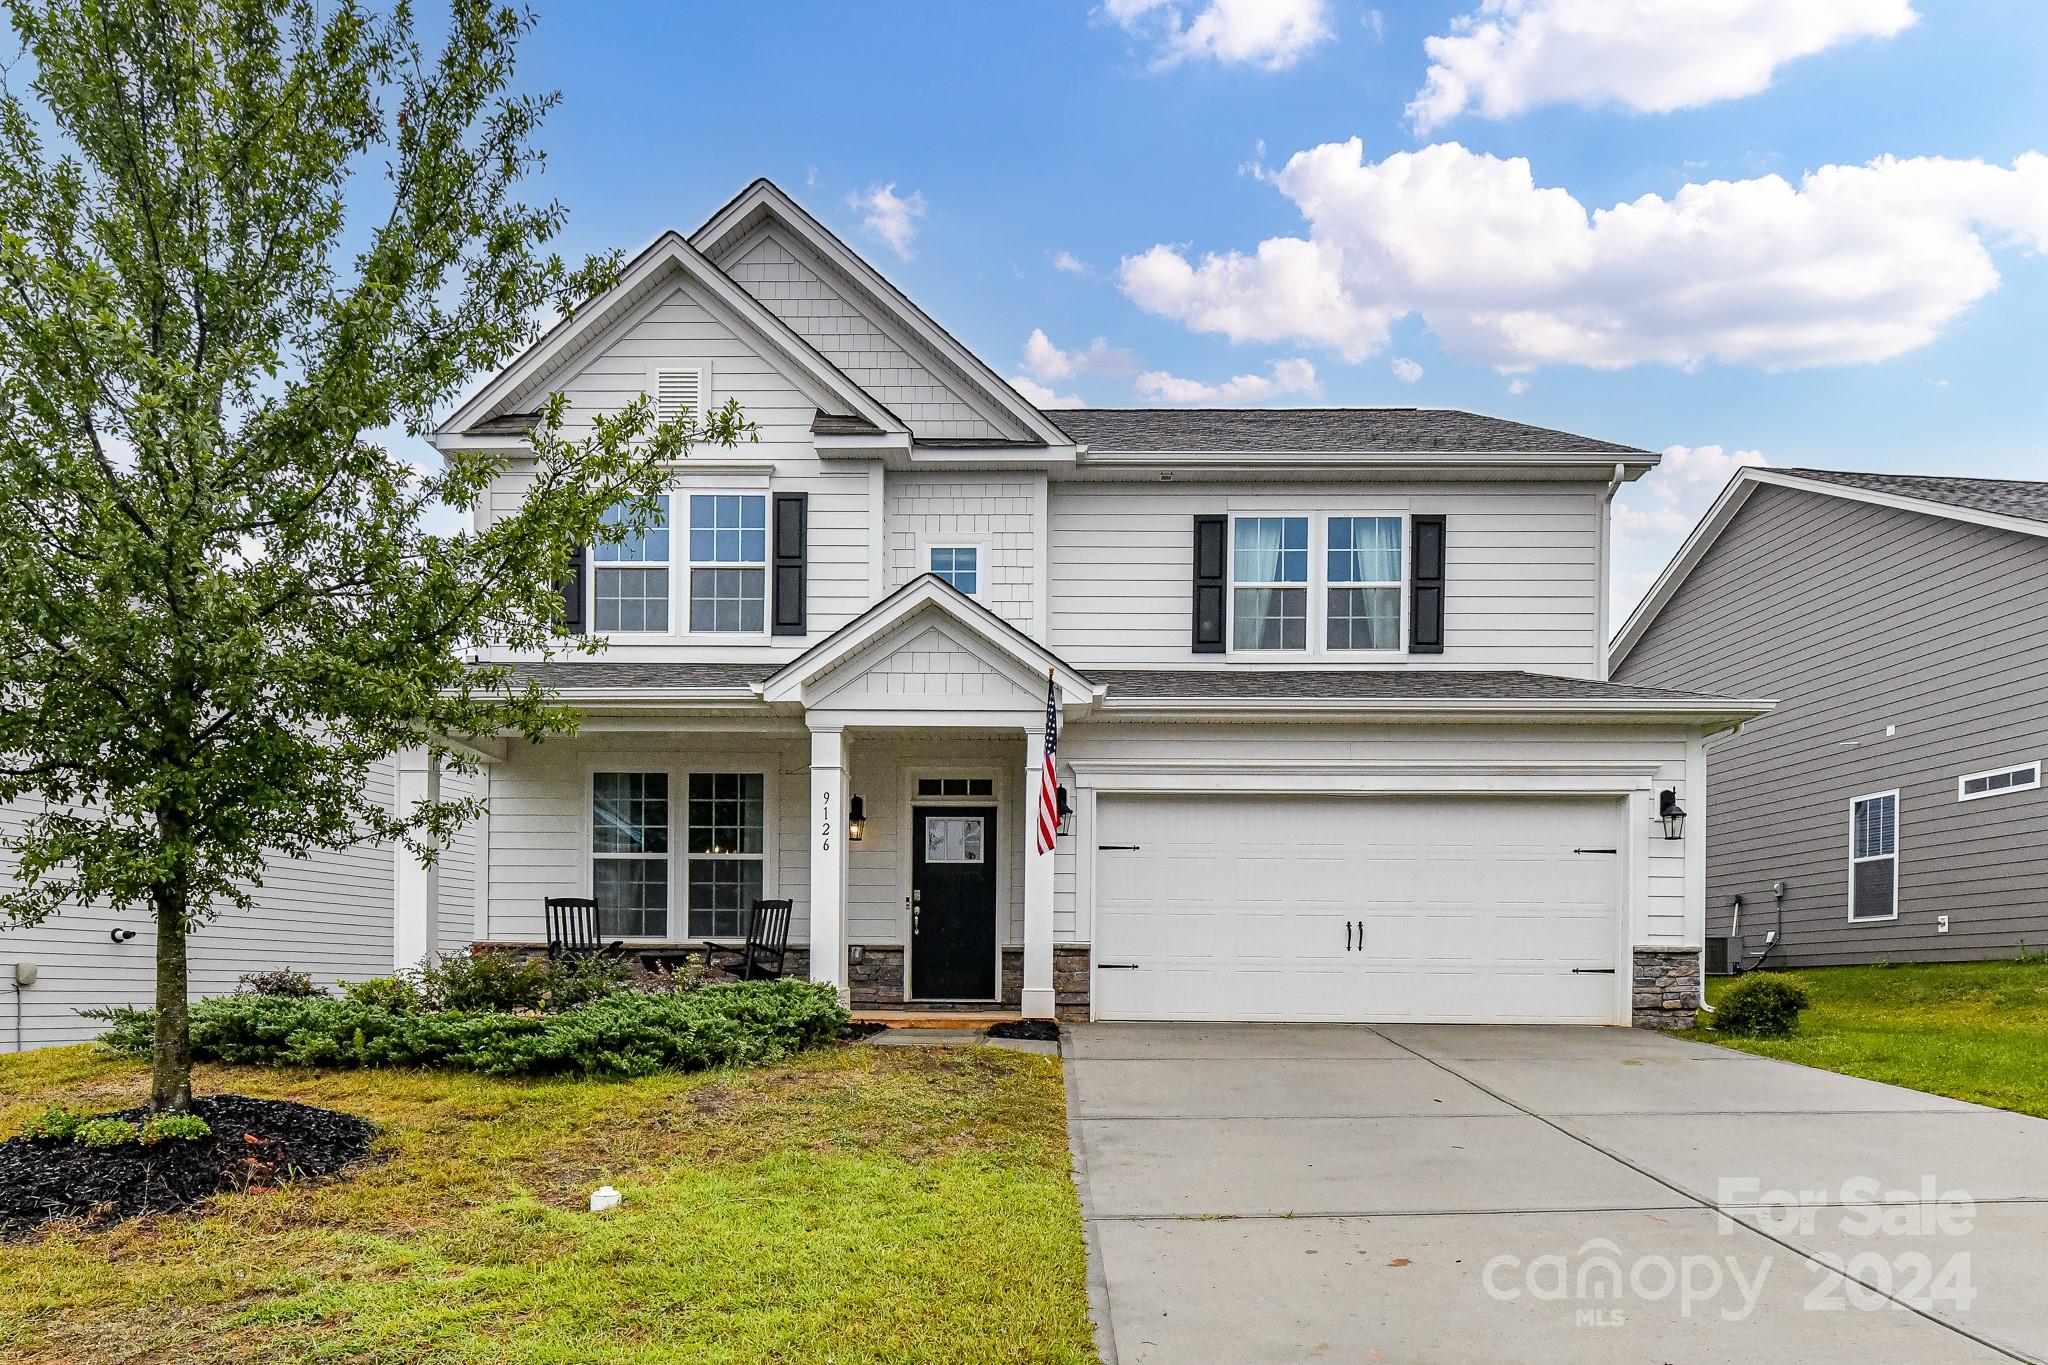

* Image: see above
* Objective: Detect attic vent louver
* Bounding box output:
[655,367,703,425]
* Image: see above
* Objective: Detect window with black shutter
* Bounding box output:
[772,492,808,637]
[1408,514,1446,655]
[1191,514,1226,653]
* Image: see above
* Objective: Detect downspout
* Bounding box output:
[1696,715,1748,1017]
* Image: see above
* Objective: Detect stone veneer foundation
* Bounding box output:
[847,943,1091,1016]
[1632,945,1702,1029]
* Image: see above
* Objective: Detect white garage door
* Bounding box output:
[1092,794,1624,1024]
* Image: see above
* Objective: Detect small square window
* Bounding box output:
[929,546,979,595]
[925,816,985,864]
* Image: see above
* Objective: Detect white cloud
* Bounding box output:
[1408,0,1917,132]
[1611,443,1767,621]
[1011,375,1087,409]
[846,183,927,260]
[1506,377,1529,395]
[1120,139,2048,371]
[1020,328,1138,383]
[1390,356,1424,383]
[1134,357,1320,403]
[1053,250,1088,274]
[1106,0,1333,70]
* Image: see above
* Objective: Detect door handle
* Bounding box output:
[908,895,919,937]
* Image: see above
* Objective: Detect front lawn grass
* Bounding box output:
[0,1043,1095,1364]
[1690,957,2048,1118]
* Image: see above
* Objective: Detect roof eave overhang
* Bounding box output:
[1093,697,1777,726]
[1068,450,1657,481]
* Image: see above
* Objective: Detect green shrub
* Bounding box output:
[342,975,424,1013]
[20,1104,86,1142]
[239,967,325,998]
[540,954,636,1011]
[1714,974,1811,1038]
[94,980,849,1078]
[416,950,553,1013]
[75,1117,142,1147]
[137,1113,212,1144]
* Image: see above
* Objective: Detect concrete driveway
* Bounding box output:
[1064,1022,2048,1364]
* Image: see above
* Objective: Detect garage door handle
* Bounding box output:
[1098,962,1140,970]
[1571,967,1617,974]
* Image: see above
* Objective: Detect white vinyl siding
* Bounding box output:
[1047,482,1603,674]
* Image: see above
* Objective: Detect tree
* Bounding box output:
[0,0,745,1110]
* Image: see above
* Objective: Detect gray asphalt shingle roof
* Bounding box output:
[1779,468,2048,525]
[1046,408,1648,456]
[1089,670,1724,702]
[482,660,1728,703]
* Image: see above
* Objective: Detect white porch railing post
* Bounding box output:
[808,726,850,1005]
[392,745,440,971]
[1022,728,1056,1019]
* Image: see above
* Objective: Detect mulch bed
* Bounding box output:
[0,1095,376,1236]
[841,1020,892,1041]
[987,1019,1061,1042]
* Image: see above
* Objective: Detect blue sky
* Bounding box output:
[478,0,2048,617]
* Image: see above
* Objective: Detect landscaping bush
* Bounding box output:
[1713,973,1811,1037]
[342,976,424,1013]
[416,950,554,1013]
[239,968,325,998]
[94,979,850,1078]
[20,1105,86,1142]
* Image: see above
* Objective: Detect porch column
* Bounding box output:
[1021,728,1056,1019]
[808,726,850,1005]
[392,745,440,971]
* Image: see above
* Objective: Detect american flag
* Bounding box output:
[1035,668,1060,855]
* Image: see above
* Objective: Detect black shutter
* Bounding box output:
[560,544,587,635]
[1409,514,1445,655]
[1192,514,1227,654]
[772,492,808,637]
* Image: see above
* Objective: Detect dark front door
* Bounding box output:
[911,805,998,999]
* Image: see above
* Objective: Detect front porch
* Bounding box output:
[406,577,1101,1019]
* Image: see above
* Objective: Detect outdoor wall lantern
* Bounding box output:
[1658,788,1688,841]
[848,795,866,843]
[1055,785,1073,836]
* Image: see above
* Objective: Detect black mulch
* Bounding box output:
[0,1095,377,1236]
[841,1020,892,1040]
[987,1019,1061,1042]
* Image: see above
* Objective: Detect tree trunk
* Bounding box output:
[150,882,194,1113]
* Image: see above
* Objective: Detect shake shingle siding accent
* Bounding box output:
[1614,482,2048,968]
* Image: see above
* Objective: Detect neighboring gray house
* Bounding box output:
[1611,466,2048,969]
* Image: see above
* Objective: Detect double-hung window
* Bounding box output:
[592,497,670,633]
[1327,516,1403,650]
[1849,791,1899,922]
[688,773,766,938]
[592,772,669,937]
[688,494,767,633]
[929,546,980,595]
[1232,516,1309,650]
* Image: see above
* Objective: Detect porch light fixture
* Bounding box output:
[848,795,866,843]
[1658,789,1688,841]
[1055,785,1072,836]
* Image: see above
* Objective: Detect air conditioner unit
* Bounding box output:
[1704,935,1743,977]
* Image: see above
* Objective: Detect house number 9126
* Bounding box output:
[819,790,832,852]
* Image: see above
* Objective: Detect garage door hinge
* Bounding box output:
[1571,967,1618,974]
[1097,844,1141,851]
[1097,963,1141,970]
[1572,847,1619,854]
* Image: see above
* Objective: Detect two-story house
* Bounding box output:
[410,179,1770,1029]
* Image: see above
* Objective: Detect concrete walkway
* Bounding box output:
[1064,1022,2048,1364]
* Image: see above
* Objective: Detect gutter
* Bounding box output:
[1092,696,1777,725]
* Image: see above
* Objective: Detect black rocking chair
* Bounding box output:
[702,899,793,981]
[544,897,625,963]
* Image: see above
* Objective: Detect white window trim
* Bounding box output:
[683,490,772,642]
[587,768,675,943]
[589,494,672,638]
[923,541,989,599]
[585,761,778,943]
[1957,761,2041,803]
[1225,512,1410,657]
[1321,512,1409,657]
[1847,788,1900,924]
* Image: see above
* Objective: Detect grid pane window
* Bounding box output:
[592,772,668,937]
[688,773,766,937]
[688,495,766,633]
[916,777,994,797]
[1328,516,1403,650]
[593,497,670,633]
[1232,517,1308,651]
[930,546,979,595]
[1849,793,1898,922]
